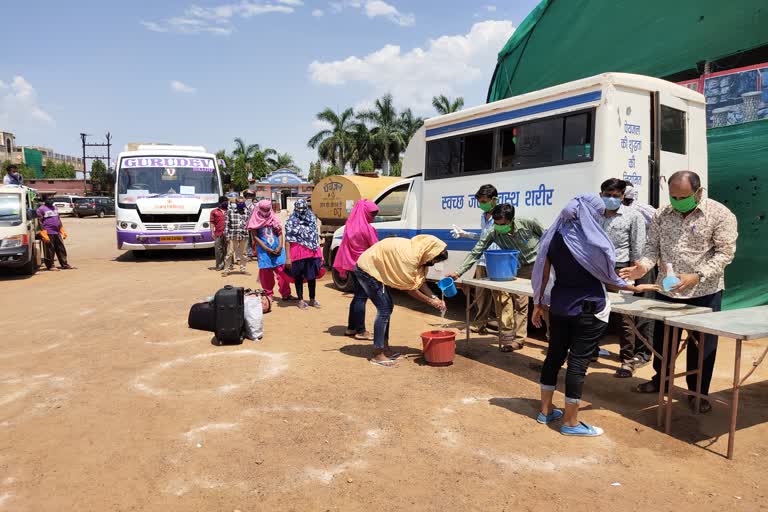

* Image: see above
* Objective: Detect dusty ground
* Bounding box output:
[1,217,767,511]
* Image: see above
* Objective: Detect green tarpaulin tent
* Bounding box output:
[23,148,43,178]
[487,0,768,309]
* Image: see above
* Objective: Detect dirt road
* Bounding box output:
[1,217,767,511]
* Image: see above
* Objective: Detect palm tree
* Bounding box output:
[348,123,372,173]
[432,94,464,115]
[267,152,298,172]
[307,107,356,172]
[398,108,424,146]
[358,94,405,176]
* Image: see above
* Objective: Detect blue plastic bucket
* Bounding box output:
[438,277,458,298]
[485,250,520,281]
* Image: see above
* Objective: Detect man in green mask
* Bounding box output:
[620,170,738,413]
[450,184,499,334]
[449,203,544,351]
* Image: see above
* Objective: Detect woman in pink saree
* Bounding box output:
[333,199,379,339]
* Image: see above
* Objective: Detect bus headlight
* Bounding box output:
[120,222,128,229]
[202,222,210,229]
[131,223,138,229]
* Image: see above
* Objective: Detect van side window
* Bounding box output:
[660,105,686,154]
[563,112,593,159]
[462,131,494,173]
[426,108,595,180]
[510,117,563,168]
[375,183,409,223]
[426,137,461,179]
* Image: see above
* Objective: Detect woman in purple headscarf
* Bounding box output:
[531,194,658,437]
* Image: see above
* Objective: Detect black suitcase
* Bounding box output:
[214,285,245,344]
[188,301,216,332]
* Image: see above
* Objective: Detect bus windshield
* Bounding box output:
[117,155,220,203]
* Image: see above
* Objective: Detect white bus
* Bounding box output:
[331,72,707,289]
[114,145,225,252]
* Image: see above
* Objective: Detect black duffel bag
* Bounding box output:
[188,301,216,332]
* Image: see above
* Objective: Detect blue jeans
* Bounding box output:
[354,267,393,350]
[347,273,368,333]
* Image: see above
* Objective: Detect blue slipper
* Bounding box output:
[536,408,563,424]
[560,421,604,437]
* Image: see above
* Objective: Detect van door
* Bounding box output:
[371,180,415,239]
[651,91,690,207]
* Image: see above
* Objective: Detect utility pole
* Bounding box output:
[80,132,112,195]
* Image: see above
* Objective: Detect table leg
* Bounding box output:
[694,332,704,415]
[665,327,679,435]
[465,285,471,344]
[657,325,671,428]
[728,339,742,460]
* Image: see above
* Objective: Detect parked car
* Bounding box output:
[51,195,82,216]
[0,185,42,275]
[74,197,115,218]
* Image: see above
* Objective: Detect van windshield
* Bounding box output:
[117,155,220,204]
[0,193,22,223]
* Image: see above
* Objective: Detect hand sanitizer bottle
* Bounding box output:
[662,263,681,292]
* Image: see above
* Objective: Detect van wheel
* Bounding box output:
[19,249,39,276]
[97,209,105,218]
[332,267,354,292]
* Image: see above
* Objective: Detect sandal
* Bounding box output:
[354,331,373,341]
[560,421,604,437]
[614,365,633,378]
[308,300,321,308]
[281,295,298,301]
[298,300,309,310]
[500,341,524,352]
[344,329,357,337]
[369,358,397,367]
[536,408,563,425]
[688,396,712,414]
[635,381,660,394]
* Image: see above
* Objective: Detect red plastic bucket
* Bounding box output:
[421,330,456,367]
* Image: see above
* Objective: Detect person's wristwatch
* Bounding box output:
[694,270,704,282]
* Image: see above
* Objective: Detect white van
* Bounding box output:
[330,72,707,289]
[52,195,82,216]
[0,185,42,275]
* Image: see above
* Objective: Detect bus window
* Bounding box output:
[375,183,409,222]
[426,137,461,179]
[563,112,592,160]
[660,105,686,154]
[498,127,517,168]
[462,131,494,173]
[512,117,563,168]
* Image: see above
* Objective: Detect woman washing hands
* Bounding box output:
[355,235,449,366]
[531,194,659,437]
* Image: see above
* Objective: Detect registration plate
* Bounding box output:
[159,236,184,242]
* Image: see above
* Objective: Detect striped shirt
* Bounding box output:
[599,204,646,265]
[456,217,544,277]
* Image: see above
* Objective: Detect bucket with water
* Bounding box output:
[421,330,456,366]
[485,250,520,281]
[437,277,458,298]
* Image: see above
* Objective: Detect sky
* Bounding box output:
[1,0,540,176]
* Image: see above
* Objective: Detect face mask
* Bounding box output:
[219,202,228,209]
[494,223,512,235]
[236,203,245,210]
[670,191,699,213]
[478,200,495,213]
[602,196,622,211]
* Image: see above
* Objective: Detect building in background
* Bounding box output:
[0,130,84,172]
[24,178,93,196]
[248,168,314,209]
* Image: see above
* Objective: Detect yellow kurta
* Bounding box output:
[356,235,447,291]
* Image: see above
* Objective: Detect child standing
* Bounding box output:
[247,200,295,300]
[223,197,249,276]
[285,198,323,310]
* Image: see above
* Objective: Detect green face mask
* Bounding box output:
[494,223,512,235]
[669,191,699,213]
[478,200,496,213]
